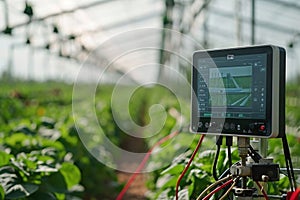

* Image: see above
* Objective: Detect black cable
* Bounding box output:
[248,145,262,163]
[213,136,223,181]
[283,136,295,191]
[227,146,232,167]
[213,145,221,181]
[282,135,297,191]
[212,136,233,199]
[226,136,233,167]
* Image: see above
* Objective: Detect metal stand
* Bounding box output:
[232,137,253,199]
[259,138,268,159]
[230,137,280,200]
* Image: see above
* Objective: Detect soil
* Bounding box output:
[116,134,149,200]
[116,172,148,200]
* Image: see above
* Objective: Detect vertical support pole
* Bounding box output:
[235,0,243,45]
[251,0,255,45]
[158,0,174,82]
[2,0,12,34]
[7,45,14,80]
[27,47,34,80]
[259,138,268,158]
[238,137,250,189]
[3,0,9,27]
[202,0,209,49]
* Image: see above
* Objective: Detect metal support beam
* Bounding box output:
[2,0,12,34]
[251,0,255,45]
[1,0,119,33]
[3,0,9,27]
[235,0,243,45]
[261,0,300,11]
[210,7,300,36]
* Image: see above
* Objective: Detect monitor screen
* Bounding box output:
[191,45,285,138]
[196,53,267,120]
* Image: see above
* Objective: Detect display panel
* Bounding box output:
[191,45,285,138]
[197,53,267,119]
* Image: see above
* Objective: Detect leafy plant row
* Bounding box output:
[0,81,120,199]
[133,83,300,199]
[1,80,299,200]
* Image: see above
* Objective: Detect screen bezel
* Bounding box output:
[191,45,274,137]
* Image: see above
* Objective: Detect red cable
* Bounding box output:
[255,181,269,200]
[116,130,180,200]
[290,188,300,200]
[202,179,233,200]
[175,134,205,200]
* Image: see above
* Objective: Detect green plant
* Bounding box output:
[0,116,82,200]
[0,150,81,200]
[1,80,299,200]
[0,81,121,199]
[145,81,300,199]
[147,139,239,199]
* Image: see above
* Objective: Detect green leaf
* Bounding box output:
[23,158,37,171]
[161,164,184,175]
[0,151,11,167]
[5,133,29,149]
[59,163,81,189]
[54,192,65,200]
[44,172,68,193]
[156,174,177,190]
[0,167,19,185]
[40,117,56,129]
[10,158,30,177]
[0,185,4,200]
[29,192,56,200]
[5,183,39,199]
[187,168,206,180]
[177,188,189,200]
[14,126,35,135]
[0,166,39,199]
[188,180,194,197]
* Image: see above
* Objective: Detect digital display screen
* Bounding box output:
[191,45,285,138]
[196,53,267,120]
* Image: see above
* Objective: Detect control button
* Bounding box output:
[211,122,216,128]
[237,124,241,131]
[205,122,209,128]
[230,123,235,130]
[259,124,266,131]
[198,122,203,128]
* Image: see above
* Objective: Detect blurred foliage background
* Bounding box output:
[0,79,299,199]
